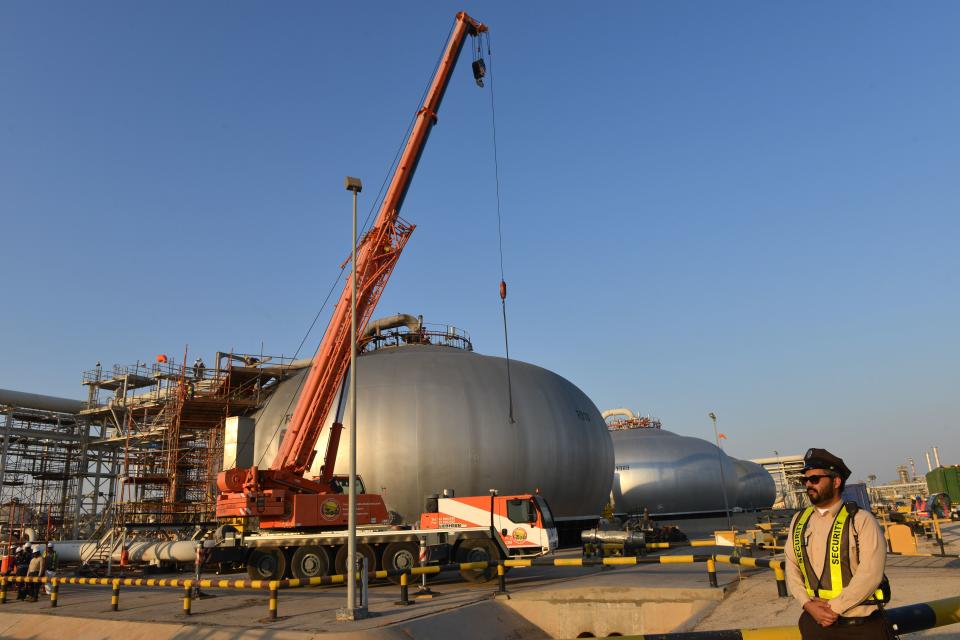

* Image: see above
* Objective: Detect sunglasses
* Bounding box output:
[799,474,836,485]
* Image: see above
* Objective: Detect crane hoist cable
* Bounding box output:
[479,31,515,424]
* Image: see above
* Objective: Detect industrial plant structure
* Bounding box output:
[0,353,304,559]
[1,317,615,554]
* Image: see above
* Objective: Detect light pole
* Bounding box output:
[709,412,733,531]
[344,175,365,619]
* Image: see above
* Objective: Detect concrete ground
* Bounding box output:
[0,546,752,639]
[0,517,956,639]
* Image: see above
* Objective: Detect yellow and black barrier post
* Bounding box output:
[111,578,120,611]
[1,576,7,604]
[713,554,787,598]
[268,580,278,620]
[395,571,411,606]
[706,557,718,588]
[773,562,787,598]
[183,583,192,616]
[50,579,59,608]
[495,562,508,598]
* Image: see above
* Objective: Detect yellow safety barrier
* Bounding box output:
[713,554,788,598]
[591,594,960,638]
[0,546,794,623]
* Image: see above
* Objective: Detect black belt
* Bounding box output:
[837,611,881,626]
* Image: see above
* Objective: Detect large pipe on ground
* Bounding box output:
[0,389,86,414]
[580,529,646,553]
[49,540,198,564]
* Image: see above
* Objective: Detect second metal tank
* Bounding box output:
[610,426,775,516]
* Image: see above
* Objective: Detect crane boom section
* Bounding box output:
[271,12,487,475]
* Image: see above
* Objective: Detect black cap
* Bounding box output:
[804,448,851,479]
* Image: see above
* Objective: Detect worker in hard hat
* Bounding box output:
[15,544,31,600]
[43,542,57,595]
[26,548,44,602]
[193,357,205,380]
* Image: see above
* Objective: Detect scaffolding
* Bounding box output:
[80,352,299,529]
[0,351,300,550]
[0,402,114,543]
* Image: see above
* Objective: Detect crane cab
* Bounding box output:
[420,493,558,557]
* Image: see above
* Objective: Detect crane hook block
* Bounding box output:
[499,280,507,300]
[472,58,486,87]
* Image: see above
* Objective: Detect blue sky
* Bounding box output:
[1,2,957,482]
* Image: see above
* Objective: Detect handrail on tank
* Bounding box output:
[359,321,473,353]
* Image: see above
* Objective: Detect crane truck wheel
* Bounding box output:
[247,548,287,581]
[454,539,499,583]
[290,546,330,580]
[381,542,419,585]
[334,543,377,577]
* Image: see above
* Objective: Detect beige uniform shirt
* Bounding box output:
[27,555,44,575]
[785,500,886,618]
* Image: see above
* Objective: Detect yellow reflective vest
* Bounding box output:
[792,504,885,602]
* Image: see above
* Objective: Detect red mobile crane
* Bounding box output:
[216,12,489,530]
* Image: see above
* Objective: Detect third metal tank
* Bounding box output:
[252,343,614,524]
[610,427,774,515]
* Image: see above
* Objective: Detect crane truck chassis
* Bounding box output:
[211,493,558,583]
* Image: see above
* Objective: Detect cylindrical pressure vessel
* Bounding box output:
[732,459,777,510]
[610,428,773,515]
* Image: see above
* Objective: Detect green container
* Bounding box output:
[926,467,960,503]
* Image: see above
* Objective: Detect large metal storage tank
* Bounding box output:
[732,459,777,510]
[252,343,614,523]
[610,427,772,515]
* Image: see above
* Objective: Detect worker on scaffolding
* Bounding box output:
[193,357,205,381]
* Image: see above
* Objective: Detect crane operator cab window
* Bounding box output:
[328,476,366,495]
[507,498,537,525]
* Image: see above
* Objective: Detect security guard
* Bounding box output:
[785,448,893,639]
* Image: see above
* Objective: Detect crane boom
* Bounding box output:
[216,12,487,527]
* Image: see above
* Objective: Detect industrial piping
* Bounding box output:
[49,540,198,564]
[602,408,637,421]
[0,389,87,414]
[362,314,422,340]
